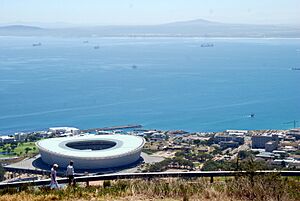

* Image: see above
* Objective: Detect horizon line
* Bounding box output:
[1,18,300,29]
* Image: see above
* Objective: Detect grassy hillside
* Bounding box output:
[0,173,299,201]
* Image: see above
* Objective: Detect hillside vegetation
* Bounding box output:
[0,173,299,201]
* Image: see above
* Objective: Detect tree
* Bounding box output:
[202,160,235,171]
[206,137,215,146]
[25,147,32,155]
[148,159,171,172]
[11,144,17,150]
[197,153,213,162]
[292,150,300,155]
[202,160,222,171]
[212,147,222,155]
[193,139,201,146]
[0,164,4,181]
[175,150,186,158]
[238,150,253,160]
[28,135,39,142]
[281,160,287,168]
[238,159,276,171]
[6,146,12,154]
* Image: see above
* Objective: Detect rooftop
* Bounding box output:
[37,134,145,159]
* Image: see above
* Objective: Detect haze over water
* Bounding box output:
[0,37,299,134]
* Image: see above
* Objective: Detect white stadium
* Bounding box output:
[36,135,145,169]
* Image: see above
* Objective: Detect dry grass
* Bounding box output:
[0,174,299,201]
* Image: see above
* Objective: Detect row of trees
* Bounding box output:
[201,159,283,171]
[202,150,290,171]
[145,157,195,172]
[192,138,215,146]
[175,150,213,162]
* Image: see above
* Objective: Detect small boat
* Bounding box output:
[249,113,255,118]
[291,67,300,71]
[94,45,100,49]
[132,65,137,69]
[201,43,214,48]
[83,40,89,43]
[32,42,42,47]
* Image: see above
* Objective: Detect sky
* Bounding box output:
[0,0,299,26]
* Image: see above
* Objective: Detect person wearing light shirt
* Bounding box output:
[50,164,59,189]
[66,160,76,186]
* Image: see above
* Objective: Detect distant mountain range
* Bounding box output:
[0,25,43,31]
[0,19,299,38]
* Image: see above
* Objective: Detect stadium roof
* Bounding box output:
[37,134,145,159]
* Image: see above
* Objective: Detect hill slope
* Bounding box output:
[0,19,299,37]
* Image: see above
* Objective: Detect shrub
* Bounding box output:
[103,180,111,188]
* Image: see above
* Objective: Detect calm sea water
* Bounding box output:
[0,37,299,134]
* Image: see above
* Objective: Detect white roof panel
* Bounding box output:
[37,134,145,159]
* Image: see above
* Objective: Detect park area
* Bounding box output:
[0,142,38,158]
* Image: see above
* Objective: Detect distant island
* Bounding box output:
[0,19,300,38]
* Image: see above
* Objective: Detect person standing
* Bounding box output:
[66,160,75,186]
[50,164,59,189]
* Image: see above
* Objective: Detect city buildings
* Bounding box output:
[251,134,279,149]
[214,131,245,149]
[287,128,300,140]
[48,127,80,136]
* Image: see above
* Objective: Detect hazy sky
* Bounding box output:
[0,0,299,26]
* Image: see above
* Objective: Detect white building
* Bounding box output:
[225,130,248,136]
[36,135,145,169]
[150,133,166,142]
[0,136,15,143]
[48,127,80,136]
[14,133,28,142]
[273,159,300,168]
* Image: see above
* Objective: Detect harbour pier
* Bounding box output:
[81,124,142,133]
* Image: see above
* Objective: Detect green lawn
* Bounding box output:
[14,142,38,155]
[0,142,38,158]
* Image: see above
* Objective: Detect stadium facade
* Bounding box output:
[36,135,145,169]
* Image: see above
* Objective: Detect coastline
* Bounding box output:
[0,125,295,136]
[1,35,300,39]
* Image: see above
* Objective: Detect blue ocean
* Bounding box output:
[0,37,299,134]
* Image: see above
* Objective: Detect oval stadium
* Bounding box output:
[36,135,145,169]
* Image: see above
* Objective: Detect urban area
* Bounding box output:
[0,125,300,183]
